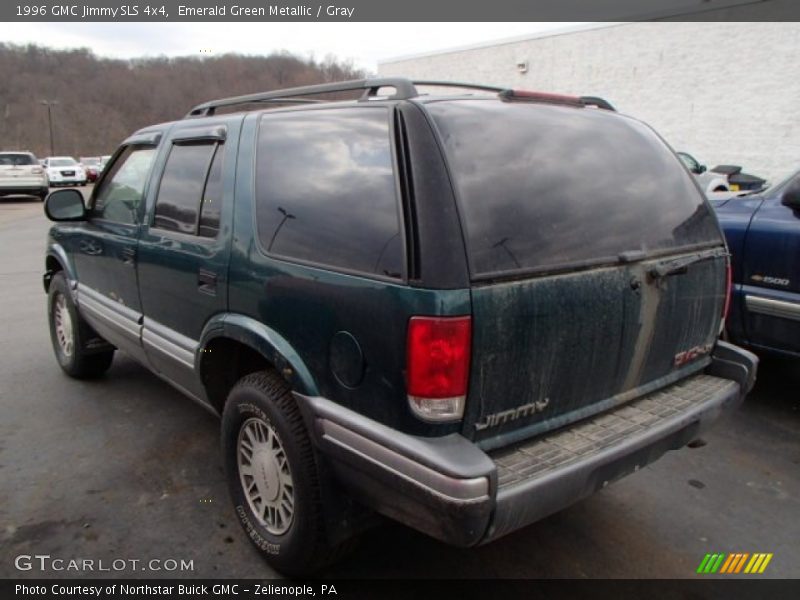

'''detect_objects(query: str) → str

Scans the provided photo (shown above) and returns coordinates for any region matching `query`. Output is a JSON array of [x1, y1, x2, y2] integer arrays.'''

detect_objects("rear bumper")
[[0, 183, 48, 196], [295, 341, 757, 547], [48, 173, 85, 184]]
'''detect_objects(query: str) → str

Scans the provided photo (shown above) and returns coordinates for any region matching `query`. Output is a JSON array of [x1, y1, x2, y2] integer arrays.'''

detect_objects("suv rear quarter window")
[[255, 107, 403, 279]]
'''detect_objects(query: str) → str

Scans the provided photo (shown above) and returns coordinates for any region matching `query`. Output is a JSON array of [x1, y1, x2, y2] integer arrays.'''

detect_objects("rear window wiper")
[[648, 248, 728, 280]]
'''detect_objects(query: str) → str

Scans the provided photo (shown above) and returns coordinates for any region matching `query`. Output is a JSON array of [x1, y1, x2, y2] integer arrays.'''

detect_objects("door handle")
[[198, 269, 217, 296]]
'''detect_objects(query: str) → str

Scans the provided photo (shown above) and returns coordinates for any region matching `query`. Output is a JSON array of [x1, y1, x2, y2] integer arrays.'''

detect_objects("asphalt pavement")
[[0, 193, 798, 579]]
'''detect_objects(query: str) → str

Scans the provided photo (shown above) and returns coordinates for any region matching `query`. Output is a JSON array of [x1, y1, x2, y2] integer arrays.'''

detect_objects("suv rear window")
[[427, 100, 721, 277], [0, 153, 35, 166], [255, 108, 403, 279]]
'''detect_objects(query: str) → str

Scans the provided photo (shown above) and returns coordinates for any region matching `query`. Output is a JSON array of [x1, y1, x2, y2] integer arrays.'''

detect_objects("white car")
[[0, 151, 49, 201], [43, 156, 87, 187], [678, 152, 730, 194]]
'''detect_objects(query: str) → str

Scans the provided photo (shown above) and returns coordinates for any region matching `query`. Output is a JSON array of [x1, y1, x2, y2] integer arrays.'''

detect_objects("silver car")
[[0, 151, 49, 201]]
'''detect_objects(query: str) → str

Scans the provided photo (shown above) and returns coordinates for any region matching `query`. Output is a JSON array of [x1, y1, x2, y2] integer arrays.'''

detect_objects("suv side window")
[[93, 146, 156, 224], [255, 108, 403, 279], [154, 141, 223, 237]]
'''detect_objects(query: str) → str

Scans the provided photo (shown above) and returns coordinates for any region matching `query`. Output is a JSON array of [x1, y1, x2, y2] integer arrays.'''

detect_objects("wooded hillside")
[[0, 43, 365, 158]]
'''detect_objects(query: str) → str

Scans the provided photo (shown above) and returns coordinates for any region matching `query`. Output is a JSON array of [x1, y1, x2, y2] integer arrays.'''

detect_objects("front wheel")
[[47, 272, 114, 378], [221, 370, 345, 575]]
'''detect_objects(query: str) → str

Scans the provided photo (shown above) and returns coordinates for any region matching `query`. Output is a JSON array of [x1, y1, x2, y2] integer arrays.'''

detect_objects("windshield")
[[0, 153, 35, 166], [427, 100, 722, 278], [50, 158, 77, 167], [678, 152, 700, 171], [81, 157, 100, 166]]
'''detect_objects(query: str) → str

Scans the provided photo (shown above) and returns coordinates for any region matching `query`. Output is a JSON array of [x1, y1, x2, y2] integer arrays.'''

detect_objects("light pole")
[[40, 100, 58, 156]]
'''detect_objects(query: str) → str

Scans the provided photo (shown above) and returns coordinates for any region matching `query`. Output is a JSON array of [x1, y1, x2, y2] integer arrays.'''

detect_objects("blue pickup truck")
[[712, 169, 800, 357]]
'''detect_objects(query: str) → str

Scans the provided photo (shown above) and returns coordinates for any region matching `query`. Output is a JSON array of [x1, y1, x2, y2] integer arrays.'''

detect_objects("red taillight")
[[406, 316, 471, 422], [723, 260, 733, 322]]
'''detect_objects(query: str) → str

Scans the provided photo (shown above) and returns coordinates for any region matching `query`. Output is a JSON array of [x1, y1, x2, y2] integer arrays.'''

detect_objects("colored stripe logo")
[[696, 553, 773, 574]]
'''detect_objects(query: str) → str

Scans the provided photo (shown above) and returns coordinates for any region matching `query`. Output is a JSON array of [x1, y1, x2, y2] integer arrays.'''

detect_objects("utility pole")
[[40, 100, 58, 156]]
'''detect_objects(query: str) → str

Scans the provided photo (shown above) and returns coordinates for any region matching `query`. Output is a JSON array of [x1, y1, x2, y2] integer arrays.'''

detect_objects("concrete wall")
[[379, 22, 800, 183]]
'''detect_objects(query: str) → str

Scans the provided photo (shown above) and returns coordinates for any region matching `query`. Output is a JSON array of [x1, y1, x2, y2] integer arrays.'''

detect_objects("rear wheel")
[[222, 370, 346, 575], [47, 272, 114, 378]]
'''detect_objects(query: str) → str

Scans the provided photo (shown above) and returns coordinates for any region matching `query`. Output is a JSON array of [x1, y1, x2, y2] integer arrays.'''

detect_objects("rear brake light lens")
[[500, 89, 583, 106], [722, 260, 733, 323], [406, 316, 471, 422]]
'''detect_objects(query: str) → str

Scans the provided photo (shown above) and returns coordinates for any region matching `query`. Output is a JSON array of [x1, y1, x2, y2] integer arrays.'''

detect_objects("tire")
[[47, 272, 114, 378], [222, 370, 343, 575]]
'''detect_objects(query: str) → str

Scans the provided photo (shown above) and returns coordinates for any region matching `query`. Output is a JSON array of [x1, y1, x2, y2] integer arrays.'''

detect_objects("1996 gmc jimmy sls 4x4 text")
[[42, 78, 757, 574]]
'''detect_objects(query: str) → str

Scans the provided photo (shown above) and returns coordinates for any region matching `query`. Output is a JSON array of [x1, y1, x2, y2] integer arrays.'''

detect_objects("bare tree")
[[0, 43, 365, 157]]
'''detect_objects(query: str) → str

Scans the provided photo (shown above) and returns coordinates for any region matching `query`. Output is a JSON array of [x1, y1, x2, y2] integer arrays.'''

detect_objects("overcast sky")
[[0, 22, 586, 72]]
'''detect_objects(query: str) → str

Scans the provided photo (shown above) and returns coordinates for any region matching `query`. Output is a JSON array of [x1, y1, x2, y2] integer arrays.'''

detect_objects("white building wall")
[[379, 22, 800, 183]]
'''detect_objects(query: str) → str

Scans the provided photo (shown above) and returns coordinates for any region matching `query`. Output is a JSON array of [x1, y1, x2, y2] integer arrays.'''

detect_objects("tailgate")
[[0, 165, 22, 178], [0, 154, 39, 178], [465, 250, 727, 446]]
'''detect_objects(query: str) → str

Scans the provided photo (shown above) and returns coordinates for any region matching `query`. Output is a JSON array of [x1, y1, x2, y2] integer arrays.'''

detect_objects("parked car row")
[[0, 151, 111, 200]]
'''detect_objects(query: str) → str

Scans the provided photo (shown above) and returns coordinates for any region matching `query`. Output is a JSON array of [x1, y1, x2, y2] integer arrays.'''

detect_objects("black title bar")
[[2, 0, 799, 22]]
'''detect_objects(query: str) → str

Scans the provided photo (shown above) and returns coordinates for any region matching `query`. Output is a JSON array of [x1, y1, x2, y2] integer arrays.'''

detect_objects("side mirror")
[[782, 179, 800, 209], [698, 164, 707, 174], [44, 189, 86, 222]]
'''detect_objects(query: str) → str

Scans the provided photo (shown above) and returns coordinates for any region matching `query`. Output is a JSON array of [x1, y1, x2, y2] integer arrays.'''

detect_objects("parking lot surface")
[[0, 194, 798, 579]]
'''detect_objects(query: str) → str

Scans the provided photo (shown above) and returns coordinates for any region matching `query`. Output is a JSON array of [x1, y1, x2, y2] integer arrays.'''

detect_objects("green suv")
[[42, 78, 757, 574]]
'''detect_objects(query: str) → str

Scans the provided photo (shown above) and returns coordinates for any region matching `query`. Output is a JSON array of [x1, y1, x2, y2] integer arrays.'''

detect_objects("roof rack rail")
[[412, 80, 506, 94], [184, 78, 615, 118], [579, 96, 616, 111], [499, 89, 616, 111], [184, 78, 419, 118]]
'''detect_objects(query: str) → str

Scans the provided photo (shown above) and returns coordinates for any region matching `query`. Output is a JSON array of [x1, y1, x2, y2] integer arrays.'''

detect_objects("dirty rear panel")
[[424, 99, 727, 448], [467, 254, 726, 448]]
